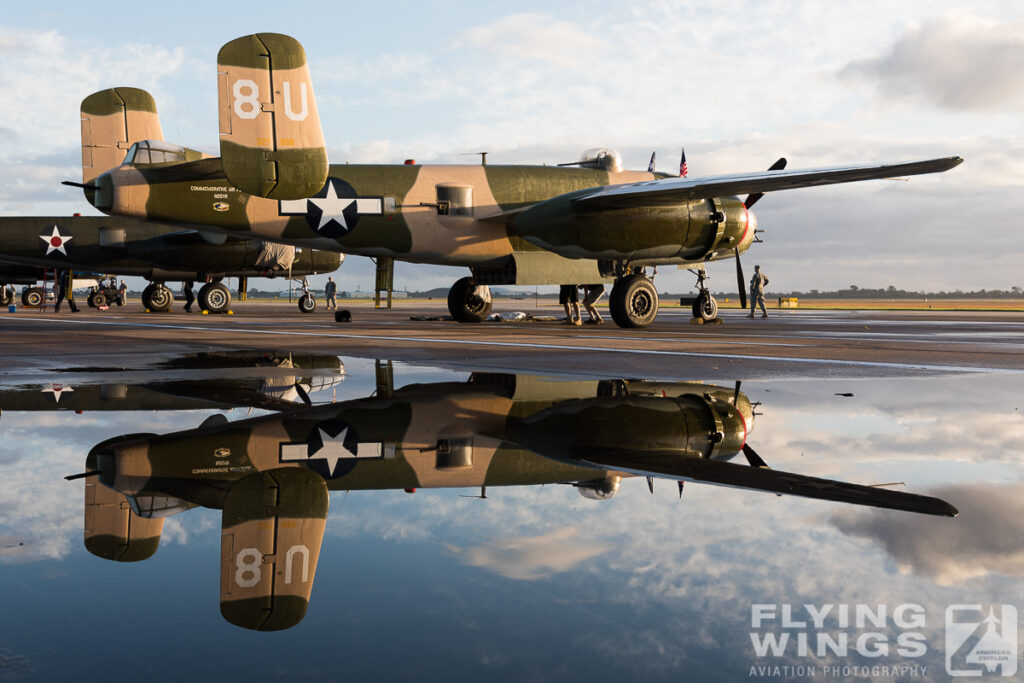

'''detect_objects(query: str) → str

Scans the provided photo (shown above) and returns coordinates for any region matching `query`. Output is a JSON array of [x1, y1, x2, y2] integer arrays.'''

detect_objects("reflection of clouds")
[[0, 410, 234, 563], [831, 482, 1024, 586], [446, 527, 613, 580]]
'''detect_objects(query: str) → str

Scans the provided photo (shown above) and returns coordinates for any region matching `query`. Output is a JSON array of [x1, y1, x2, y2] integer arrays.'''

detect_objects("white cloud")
[[447, 526, 613, 580], [841, 15, 1024, 111], [456, 13, 609, 68]]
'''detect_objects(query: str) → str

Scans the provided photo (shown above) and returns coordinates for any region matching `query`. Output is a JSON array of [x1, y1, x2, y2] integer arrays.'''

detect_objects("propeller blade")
[[735, 248, 747, 310], [743, 157, 787, 208], [646, 476, 655, 494], [293, 382, 312, 406], [742, 443, 769, 468], [677, 481, 685, 498], [733, 381, 741, 407]]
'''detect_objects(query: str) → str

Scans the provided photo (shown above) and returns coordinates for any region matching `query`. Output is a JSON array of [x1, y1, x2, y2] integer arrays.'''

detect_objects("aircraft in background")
[[68, 34, 961, 327], [0, 215, 340, 312], [72, 368, 956, 631]]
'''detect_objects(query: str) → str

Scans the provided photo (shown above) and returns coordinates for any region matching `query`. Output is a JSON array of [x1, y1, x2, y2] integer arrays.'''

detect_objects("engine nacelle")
[[576, 476, 620, 500]]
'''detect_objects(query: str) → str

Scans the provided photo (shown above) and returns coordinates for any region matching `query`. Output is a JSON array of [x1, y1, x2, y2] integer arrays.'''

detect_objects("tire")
[[447, 277, 492, 323], [298, 294, 317, 313], [89, 291, 107, 308], [609, 274, 659, 328], [199, 282, 230, 313], [23, 287, 43, 307], [141, 284, 156, 310], [147, 285, 173, 312], [694, 292, 718, 321]]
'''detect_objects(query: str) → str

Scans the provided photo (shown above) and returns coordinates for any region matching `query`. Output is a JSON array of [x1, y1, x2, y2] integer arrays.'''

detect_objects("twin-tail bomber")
[[72, 33, 963, 327]]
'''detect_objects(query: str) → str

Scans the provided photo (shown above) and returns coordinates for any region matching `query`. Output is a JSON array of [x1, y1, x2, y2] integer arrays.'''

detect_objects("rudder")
[[80, 87, 163, 184]]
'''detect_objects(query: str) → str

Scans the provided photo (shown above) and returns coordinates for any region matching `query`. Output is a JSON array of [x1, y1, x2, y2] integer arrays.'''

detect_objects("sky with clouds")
[[0, 1, 1021, 294]]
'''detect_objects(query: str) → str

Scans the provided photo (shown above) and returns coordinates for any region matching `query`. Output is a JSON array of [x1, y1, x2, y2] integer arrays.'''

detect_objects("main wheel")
[[88, 291, 107, 308], [694, 292, 718, 321], [609, 274, 659, 328], [447, 277, 492, 323], [141, 284, 156, 310], [199, 282, 230, 313], [298, 294, 317, 313], [147, 285, 173, 312], [23, 287, 43, 307]]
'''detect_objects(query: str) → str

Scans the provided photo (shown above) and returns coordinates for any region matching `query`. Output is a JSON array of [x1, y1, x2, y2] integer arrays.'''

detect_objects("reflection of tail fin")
[[220, 468, 328, 631], [217, 33, 327, 200], [80, 87, 163, 184], [83, 462, 164, 562]]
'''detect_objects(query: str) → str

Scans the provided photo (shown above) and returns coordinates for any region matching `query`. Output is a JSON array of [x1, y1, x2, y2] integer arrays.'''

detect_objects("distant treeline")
[[709, 286, 1024, 299]]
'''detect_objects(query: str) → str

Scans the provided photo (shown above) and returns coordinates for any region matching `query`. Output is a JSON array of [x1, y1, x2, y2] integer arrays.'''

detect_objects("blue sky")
[[1, 1, 1022, 293]]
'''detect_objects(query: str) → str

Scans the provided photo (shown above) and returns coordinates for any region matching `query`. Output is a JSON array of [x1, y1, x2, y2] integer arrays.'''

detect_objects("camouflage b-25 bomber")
[[76, 369, 956, 631], [68, 33, 962, 327]]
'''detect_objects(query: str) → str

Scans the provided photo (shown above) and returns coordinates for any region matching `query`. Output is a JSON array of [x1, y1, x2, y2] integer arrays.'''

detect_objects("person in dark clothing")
[[559, 284, 581, 325], [54, 270, 79, 313], [325, 277, 337, 310], [182, 280, 195, 312]]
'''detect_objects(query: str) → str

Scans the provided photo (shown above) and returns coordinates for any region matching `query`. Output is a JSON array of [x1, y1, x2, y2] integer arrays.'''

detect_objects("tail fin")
[[80, 87, 163, 184], [217, 33, 327, 200]]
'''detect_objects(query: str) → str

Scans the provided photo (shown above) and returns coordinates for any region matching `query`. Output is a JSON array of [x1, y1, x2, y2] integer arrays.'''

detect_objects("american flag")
[[679, 148, 688, 177], [647, 152, 656, 173]]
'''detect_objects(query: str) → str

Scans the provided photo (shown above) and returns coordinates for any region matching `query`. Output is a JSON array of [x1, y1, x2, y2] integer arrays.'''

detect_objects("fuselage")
[[91, 161, 755, 286]]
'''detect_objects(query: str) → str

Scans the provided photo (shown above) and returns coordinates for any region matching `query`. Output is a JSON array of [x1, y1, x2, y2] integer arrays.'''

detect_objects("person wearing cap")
[[748, 265, 769, 318]]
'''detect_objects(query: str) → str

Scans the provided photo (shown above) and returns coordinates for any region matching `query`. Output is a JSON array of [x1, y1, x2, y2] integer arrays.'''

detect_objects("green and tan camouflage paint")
[[217, 33, 327, 200]]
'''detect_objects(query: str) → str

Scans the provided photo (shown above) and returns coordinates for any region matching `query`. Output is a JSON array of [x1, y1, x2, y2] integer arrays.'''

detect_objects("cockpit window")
[[122, 140, 190, 166]]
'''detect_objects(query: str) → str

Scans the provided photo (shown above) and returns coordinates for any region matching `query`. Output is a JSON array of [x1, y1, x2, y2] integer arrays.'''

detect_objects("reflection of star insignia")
[[40, 226, 72, 255], [41, 383, 74, 403], [307, 426, 357, 476], [278, 178, 383, 238], [279, 418, 378, 478]]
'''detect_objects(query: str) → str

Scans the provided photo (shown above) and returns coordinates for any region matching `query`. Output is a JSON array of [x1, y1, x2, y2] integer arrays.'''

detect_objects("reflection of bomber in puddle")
[[0, 350, 345, 415], [81, 372, 957, 632]]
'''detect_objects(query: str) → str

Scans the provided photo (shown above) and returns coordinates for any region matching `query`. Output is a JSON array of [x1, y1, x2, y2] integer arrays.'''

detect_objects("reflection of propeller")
[[293, 382, 312, 406], [742, 443, 769, 468], [736, 158, 787, 310]]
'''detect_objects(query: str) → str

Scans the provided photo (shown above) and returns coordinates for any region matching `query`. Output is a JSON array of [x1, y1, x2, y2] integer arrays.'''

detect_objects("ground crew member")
[[118, 280, 127, 303], [559, 284, 581, 325], [54, 269, 79, 313], [748, 265, 769, 318], [182, 281, 195, 312], [325, 276, 337, 310], [581, 284, 605, 324]]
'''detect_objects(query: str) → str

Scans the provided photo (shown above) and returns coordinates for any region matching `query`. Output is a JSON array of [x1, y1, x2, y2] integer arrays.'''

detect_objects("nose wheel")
[[691, 269, 719, 322]]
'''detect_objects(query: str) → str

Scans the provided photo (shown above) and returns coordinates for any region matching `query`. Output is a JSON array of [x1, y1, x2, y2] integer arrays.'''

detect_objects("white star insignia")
[[308, 426, 358, 475], [40, 226, 72, 255], [41, 383, 74, 403], [308, 182, 355, 230]]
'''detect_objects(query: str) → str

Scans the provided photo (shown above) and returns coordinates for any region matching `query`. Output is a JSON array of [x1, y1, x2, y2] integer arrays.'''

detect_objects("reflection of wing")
[[579, 451, 958, 517], [575, 157, 963, 207]]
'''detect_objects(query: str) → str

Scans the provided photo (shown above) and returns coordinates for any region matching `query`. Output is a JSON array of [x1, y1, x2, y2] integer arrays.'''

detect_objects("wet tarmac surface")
[[0, 304, 1021, 681]]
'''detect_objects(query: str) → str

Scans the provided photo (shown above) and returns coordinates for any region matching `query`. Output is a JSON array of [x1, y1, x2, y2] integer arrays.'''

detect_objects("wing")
[[578, 451, 958, 516], [575, 157, 963, 207]]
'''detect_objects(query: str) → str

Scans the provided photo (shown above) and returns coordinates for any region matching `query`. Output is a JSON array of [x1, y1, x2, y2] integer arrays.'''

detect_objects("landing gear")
[[298, 294, 317, 313], [447, 276, 492, 323], [690, 269, 719, 322], [22, 287, 43, 307], [609, 273, 659, 328], [198, 282, 231, 313], [142, 283, 173, 312]]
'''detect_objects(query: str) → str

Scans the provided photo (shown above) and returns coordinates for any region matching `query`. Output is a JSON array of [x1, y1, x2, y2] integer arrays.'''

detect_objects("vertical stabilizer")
[[80, 87, 163, 184]]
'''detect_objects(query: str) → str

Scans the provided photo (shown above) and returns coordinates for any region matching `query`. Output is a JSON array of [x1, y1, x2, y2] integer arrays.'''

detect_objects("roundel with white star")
[[278, 178, 383, 239]]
